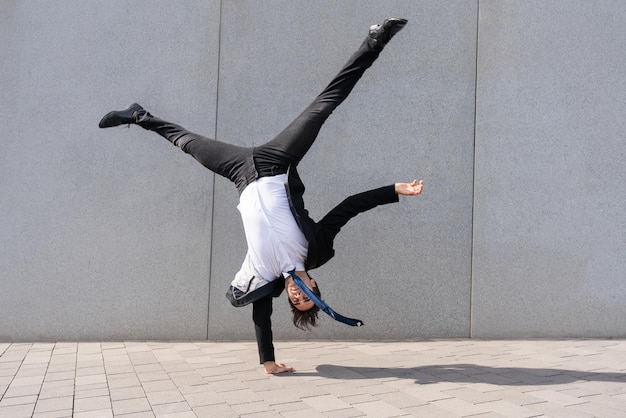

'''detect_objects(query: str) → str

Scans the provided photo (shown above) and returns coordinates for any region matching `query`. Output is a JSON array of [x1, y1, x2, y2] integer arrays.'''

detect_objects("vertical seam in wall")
[[469, 0, 480, 339], [207, 0, 224, 340]]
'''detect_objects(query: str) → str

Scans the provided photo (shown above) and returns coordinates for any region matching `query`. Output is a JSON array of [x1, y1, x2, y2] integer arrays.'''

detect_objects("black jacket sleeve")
[[252, 296, 275, 364], [318, 184, 399, 238], [303, 184, 399, 270]]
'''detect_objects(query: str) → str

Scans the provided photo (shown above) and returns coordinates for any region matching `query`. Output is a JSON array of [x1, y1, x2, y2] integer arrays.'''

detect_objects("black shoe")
[[98, 103, 144, 128], [368, 17, 408, 47]]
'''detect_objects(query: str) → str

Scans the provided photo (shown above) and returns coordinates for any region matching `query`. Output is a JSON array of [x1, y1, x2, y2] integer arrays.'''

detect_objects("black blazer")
[[252, 165, 399, 363], [285, 165, 399, 269]]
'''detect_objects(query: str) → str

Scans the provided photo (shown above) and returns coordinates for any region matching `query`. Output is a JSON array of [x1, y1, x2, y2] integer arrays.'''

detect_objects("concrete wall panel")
[[472, 0, 626, 337], [0, 0, 221, 340], [207, 1, 477, 341]]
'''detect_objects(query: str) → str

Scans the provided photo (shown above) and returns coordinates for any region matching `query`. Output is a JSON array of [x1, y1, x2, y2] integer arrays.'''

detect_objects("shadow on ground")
[[277, 364, 626, 386]]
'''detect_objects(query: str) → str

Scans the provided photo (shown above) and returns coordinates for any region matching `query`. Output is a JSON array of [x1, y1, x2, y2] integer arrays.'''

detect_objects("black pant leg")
[[137, 114, 256, 190], [253, 37, 382, 171]]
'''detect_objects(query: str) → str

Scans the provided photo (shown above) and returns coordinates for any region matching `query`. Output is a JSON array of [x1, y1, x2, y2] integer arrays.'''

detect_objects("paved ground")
[[1, 339, 625, 417]]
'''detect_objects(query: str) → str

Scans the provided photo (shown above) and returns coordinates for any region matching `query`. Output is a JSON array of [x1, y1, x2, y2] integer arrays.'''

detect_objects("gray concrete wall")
[[0, 0, 221, 340], [471, 0, 626, 337], [1, 0, 624, 342], [207, 0, 477, 341]]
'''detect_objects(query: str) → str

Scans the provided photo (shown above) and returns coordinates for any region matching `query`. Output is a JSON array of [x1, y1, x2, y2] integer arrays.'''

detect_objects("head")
[[285, 272, 321, 330]]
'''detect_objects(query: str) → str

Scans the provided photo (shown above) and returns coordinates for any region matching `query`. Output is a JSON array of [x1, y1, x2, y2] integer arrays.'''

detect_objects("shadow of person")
[[308, 363, 626, 386]]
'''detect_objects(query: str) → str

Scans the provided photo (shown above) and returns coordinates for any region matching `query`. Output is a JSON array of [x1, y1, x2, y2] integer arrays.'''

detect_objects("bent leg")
[[254, 36, 381, 170], [136, 112, 255, 189]]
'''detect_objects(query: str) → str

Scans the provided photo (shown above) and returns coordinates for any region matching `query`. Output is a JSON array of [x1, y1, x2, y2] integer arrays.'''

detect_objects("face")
[[285, 274, 316, 311]]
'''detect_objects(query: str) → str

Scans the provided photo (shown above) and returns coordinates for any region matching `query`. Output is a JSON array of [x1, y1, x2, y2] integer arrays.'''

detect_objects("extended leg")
[[137, 112, 258, 191], [253, 18, 407, 171], [99, 105, 256, 190]]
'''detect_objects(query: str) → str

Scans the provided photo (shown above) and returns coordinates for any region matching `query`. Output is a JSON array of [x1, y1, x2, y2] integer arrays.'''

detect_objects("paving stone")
[[14, 365, 49, 377], [193, 402, 239, 418], [567, 401, 626, 418], [155, 412, 196, 418], [151, 401, 192, 415], [112, 397, 152, 415], [337, 393, 376, 405], [112, 412, 154, 418], [3, 383, 43, 397], [44, 369, 75, 383], [74, 395, 112, 412], [183, 390, 223, 407], [141, 379, 177, 393], [129, 352, 159, 366], [0, 394, 38, 406], [0, 403, 37, 418], [76, 366, 106, 377], [107, 373, 142, 389], [478, 399, 543, 418], [352, 400, 410, 417], [145, 389, 185, 405], [161, 362, 194, 373], [73, 409, 115, 418], [229, 400, 274, 416], [73, 382, 108, 393], [32, 410, 73, 418], [76, 354, 103, 365], [10, 374, 45, 387], [442, 386, 502, 404], [577, 393, 626, 410], [431, 397, 492, 416], [22, 355, 52, 366], [523, 400, 588, 417], [34, 396, 74, 413], [324, 408, 368, 418], [280, 408, 326, 418], [376, 391, 429, 408], [0, 376, 14, 388], [525, 388, 589, 406], [75, 374, 107, 386], [400, 385, 454, 402], [207, 376, 248, 393], [109, 385, 146, 401], [74, 386, 110, 399], [402, 402, 463, 418], [301, 394, 352, 412], [168, 371, 206, 386], [46, 363, 77, 373], [0, 361, 21, 373], [486, 388, 547, 406], [558, 386, 603, 398], [216, 387, 265, 405]]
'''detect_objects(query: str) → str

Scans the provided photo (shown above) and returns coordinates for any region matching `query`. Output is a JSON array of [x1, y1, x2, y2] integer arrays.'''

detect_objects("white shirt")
[[235, 174, 308, 284]]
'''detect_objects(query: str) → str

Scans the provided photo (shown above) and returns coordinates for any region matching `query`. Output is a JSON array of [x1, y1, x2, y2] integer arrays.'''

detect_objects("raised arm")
[[319, 179, 424, 235]]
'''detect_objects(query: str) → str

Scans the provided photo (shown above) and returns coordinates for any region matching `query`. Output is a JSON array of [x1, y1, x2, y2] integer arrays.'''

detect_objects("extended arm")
[[252, 296, 295, 374], [319, 180, 423, 236]]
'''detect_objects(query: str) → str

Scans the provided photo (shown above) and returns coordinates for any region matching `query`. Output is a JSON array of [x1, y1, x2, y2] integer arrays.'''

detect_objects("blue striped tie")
[[290, 270, 364, 327]]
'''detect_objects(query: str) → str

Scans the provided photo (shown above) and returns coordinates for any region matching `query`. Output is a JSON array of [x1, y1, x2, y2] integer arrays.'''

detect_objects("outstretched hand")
[[395, 179, 424, 196], [264, 361, 295, 374]]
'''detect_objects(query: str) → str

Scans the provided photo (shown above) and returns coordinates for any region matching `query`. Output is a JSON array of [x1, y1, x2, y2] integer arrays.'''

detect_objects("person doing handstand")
[[99, 17, 423, 374]]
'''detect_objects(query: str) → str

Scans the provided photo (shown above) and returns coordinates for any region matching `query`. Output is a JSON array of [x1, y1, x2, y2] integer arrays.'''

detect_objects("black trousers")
[[135, 36, 382, 194]]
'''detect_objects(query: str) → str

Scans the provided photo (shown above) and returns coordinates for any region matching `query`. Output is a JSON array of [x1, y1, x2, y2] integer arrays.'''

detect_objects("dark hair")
[[287, 284, 322, 330]]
